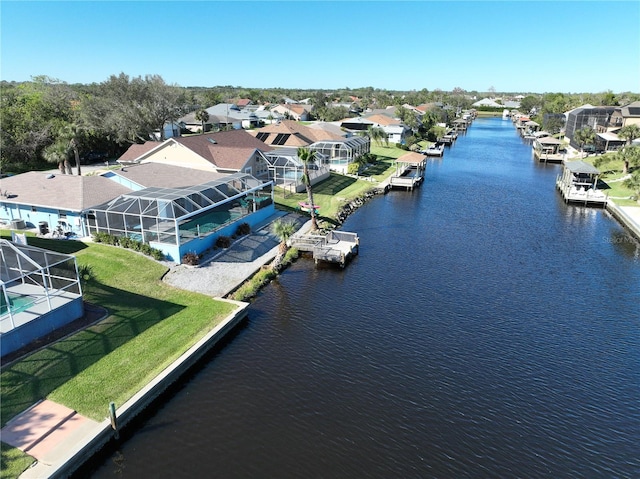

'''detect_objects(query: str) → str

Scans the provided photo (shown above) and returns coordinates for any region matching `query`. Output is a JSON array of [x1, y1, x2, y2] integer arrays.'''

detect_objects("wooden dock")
[[389, 152, 426, 191], [289, 230, 359, 267]]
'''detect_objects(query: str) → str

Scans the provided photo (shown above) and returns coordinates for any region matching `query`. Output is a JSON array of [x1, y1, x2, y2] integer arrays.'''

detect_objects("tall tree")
[[297, 147, 319, 231], [195, 109, 210, 134], [616, 145, 640, 175], [271, 219, 297, 272], [574, 127, 596, 158], [58, 123, 84, 175], [80, 73, 185, 145], [42, 140, 72, 174], [618, 124, 640, 146], [622, 170, 640, 199]]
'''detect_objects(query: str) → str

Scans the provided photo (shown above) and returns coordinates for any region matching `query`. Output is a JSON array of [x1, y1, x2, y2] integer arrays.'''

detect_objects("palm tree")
[[618, 124, 640, 147], [622, 170, 640, 201], [195, 109, 210, 134], [43, 140, 71, 174], [271, 219, 297, 272], [61, 123, 83, 175], [297, 147, 319, 231], [617, 145, 640, 175], [574, 126, 596, 158], [367, 126, 385, 146]]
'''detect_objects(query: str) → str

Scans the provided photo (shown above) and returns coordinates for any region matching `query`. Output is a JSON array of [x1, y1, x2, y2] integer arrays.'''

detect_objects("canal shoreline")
[[605, 200, 640, 242]]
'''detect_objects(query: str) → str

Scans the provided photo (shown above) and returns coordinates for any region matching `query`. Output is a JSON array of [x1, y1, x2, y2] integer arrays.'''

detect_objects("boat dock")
[[556, 160, 608, 206], [421, 143, 444, 157], [289, 230, 359, 267], [389, 152, 426, 190]]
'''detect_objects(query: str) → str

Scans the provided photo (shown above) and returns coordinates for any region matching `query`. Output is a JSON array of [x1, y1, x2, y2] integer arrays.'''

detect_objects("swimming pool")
[[0, 293, 34, 317]]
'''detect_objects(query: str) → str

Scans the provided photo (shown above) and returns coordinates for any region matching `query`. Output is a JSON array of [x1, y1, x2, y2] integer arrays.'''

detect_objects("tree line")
[[1, 74, 638, 174]]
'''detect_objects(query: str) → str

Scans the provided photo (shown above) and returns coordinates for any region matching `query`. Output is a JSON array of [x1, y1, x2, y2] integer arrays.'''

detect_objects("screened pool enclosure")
[[1, 239, 84, 357], [86, 173, 275, 262]]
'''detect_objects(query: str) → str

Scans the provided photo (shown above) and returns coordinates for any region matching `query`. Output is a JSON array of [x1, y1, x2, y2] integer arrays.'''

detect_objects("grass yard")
[[275, 172, 375, 220], [0, 234, 236, 425], [583, 154, 640, 206], [274, 144, 408, 221]]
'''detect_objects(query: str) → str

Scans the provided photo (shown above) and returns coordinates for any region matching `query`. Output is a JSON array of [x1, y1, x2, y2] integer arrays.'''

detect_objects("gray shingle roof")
[[0, 172, 132, 211]]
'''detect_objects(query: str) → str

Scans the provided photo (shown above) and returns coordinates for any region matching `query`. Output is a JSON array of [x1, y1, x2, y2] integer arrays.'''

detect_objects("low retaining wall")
[[606, 201, 640, 242]]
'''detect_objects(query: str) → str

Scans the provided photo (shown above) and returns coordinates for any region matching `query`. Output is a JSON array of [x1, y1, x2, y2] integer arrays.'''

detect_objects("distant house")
[[270, 104, 312, 121], [118, 129, 274, 179], [340, 114, 412, 145], [248, 120, 344, 148], [178, 103, 260, 132], [472, 98, 503, 108], [619, 100, 640, 129]]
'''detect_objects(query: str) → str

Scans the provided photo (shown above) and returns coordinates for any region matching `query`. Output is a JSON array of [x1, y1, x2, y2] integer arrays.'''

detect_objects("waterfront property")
[[556, 160, 608, 206], [389, 152, 427, 190], [0, 239, 83, 358]]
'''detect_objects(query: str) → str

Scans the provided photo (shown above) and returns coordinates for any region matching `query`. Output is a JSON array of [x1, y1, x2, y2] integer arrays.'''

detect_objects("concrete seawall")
[[20, 299, 249, 479], [606, 201, 640, 242]]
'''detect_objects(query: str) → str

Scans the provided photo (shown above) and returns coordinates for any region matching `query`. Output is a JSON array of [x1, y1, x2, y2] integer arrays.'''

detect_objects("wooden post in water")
[[109, 402, 119, 439]]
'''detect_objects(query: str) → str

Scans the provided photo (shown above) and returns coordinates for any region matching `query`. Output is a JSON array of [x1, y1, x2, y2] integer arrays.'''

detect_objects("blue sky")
[[1, 1, 638, 93]]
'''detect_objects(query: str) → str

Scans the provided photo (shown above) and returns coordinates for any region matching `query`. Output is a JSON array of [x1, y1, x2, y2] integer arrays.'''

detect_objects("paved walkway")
[[162, 211, 309, 297]]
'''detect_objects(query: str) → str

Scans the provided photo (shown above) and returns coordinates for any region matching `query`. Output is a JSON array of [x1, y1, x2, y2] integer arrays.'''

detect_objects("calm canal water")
[[87, 117, 640, 478]]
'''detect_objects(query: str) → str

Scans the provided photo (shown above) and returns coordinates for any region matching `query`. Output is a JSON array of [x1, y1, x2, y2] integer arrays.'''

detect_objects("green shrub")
[[216, 235, 231, 248], [151, 248, 165, 261], [347, 163, 360, 175], [236, 222, 251, 236], [182, 252, 199, 266]]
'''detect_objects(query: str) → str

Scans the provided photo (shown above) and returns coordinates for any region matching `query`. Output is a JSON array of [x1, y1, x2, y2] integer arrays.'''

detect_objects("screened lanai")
[[308, 137, 370, 171], [1, 239, 82, 333], [263, 148, 330, 187], [86, 173, 273, 248]]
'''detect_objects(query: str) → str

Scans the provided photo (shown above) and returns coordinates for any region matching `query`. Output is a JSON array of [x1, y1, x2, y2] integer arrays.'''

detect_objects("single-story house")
[[0, 172, 132, 237], [270, 104, 312, 121]]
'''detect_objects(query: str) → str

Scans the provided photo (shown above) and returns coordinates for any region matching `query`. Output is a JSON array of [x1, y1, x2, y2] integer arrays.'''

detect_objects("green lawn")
[[583, 154, 640, 206], [1, 234, 237, 477]]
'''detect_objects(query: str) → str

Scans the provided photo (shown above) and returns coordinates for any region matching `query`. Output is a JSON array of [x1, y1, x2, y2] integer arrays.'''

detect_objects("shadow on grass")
[[360, 160, 394, 177], [313, 174, 358, 195], [0, 282, 184, 427], [0, 232, 89, 255]]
